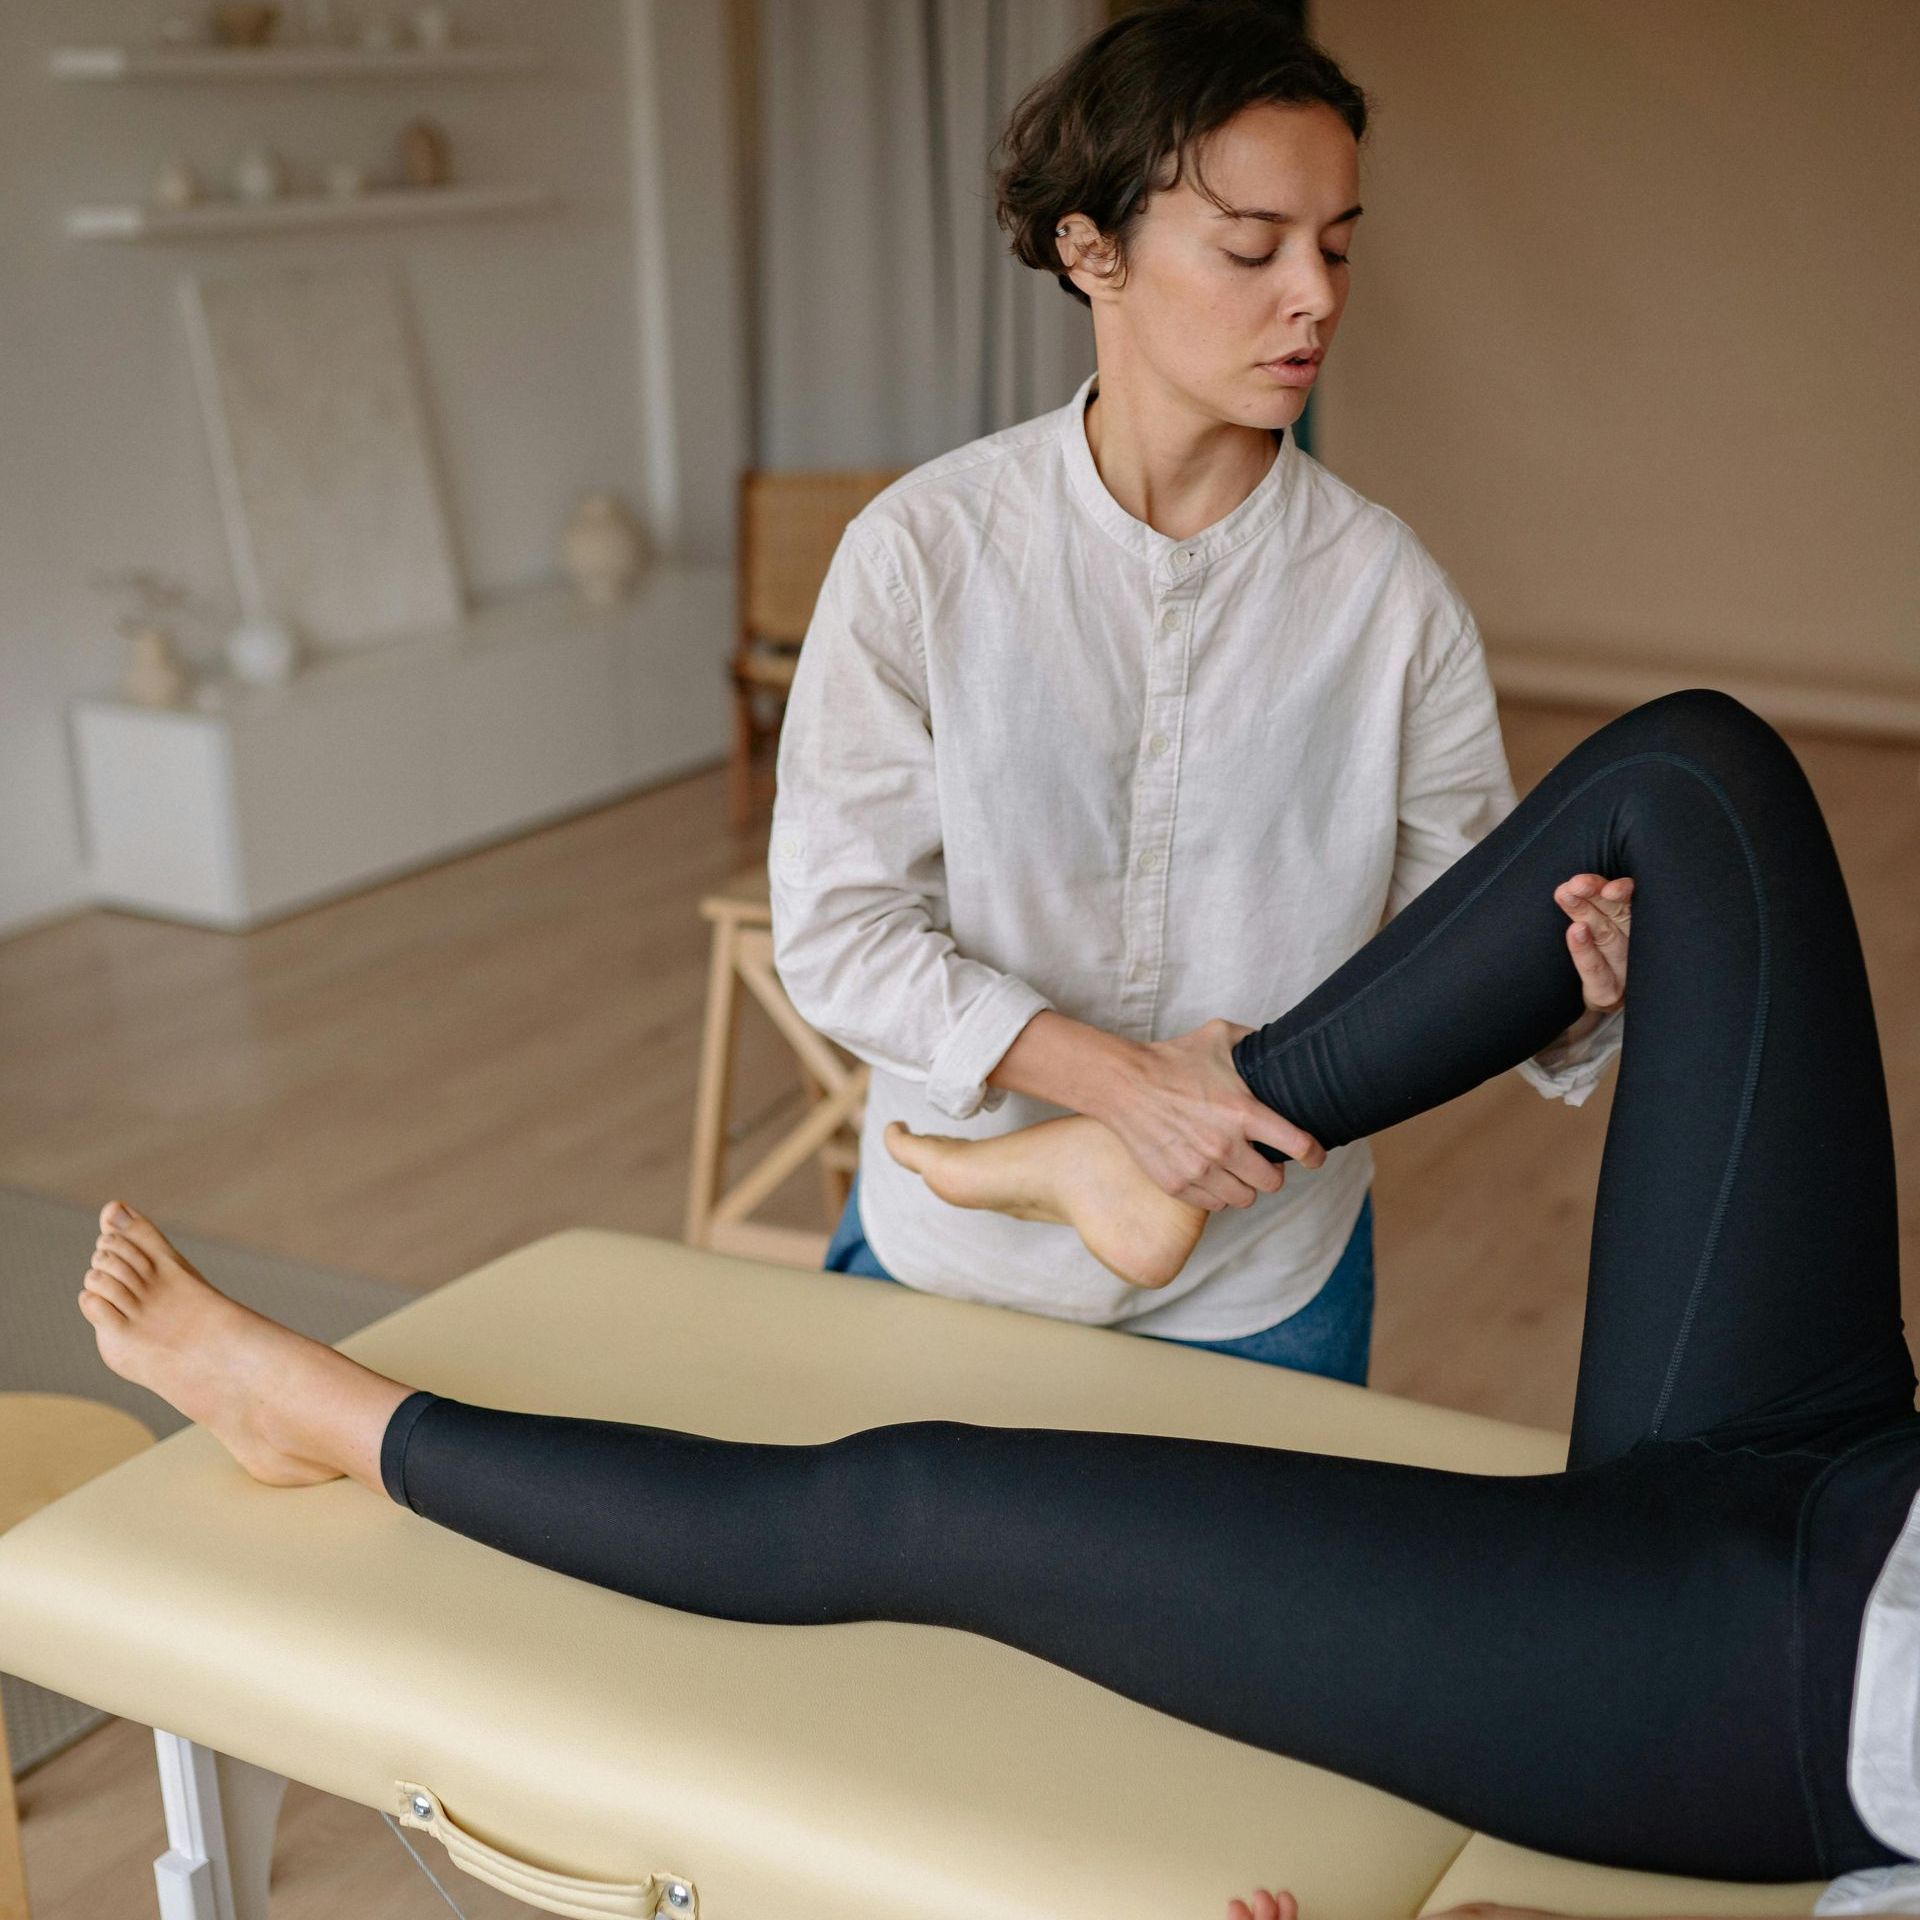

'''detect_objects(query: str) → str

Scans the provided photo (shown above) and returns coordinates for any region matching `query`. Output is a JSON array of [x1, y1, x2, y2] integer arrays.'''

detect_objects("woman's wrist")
[[986, 1009, 1145, 1124], [1544, 1005, 1606, 1059]]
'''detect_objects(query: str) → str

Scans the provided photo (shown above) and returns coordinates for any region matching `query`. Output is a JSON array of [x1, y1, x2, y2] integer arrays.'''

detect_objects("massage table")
[[0, 1230, 1831, 1919]]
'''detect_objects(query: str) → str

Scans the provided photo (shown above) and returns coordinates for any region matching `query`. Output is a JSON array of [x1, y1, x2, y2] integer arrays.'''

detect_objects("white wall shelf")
[[64, 183, 554, 243], [48, 44, 541, 82], [69, 567, 734, 931]]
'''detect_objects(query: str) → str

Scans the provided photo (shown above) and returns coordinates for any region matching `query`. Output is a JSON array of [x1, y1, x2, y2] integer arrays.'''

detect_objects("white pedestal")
[[72, 566, 733, 930]]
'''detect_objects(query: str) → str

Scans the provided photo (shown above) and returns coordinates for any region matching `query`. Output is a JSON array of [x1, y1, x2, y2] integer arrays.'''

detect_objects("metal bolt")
[[408, 1792, 432, 1820], [664, 1883, 692, 1912]]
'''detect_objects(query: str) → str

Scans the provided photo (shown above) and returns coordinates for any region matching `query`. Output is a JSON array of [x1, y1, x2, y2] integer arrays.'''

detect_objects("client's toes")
[[95, 1227, 155, 1286], [102, 1200, 195, 1278], [884, 1121, 942, 1176]]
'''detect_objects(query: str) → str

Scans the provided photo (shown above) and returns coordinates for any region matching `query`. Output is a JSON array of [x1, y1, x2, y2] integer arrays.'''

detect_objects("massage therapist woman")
[[770, 0, 1632, 1378]]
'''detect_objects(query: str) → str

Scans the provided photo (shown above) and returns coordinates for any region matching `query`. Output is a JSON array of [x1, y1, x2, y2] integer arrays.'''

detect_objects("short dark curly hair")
[[993, 0, 1372, 308]]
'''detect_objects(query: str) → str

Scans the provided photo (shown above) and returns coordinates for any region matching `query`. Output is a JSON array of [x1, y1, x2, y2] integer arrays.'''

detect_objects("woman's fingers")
[[1190, 1163, 1261, 1211], [1567, 923, 1625, 1011], [1244, 1106, 1325, 1170], [1555, 874, 1633, 940], [1222, 1889, 1294, 1920], [1556, 872, 1631, 1011]]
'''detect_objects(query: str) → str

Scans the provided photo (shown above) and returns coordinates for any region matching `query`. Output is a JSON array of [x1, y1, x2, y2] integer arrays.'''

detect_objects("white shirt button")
[[1138, 850, 1162, 874], [1160, 609, 1180, 635], [1148, 733, 1170, 756], [1172, 548, 1194, 571], [778, 833, 802, 859]]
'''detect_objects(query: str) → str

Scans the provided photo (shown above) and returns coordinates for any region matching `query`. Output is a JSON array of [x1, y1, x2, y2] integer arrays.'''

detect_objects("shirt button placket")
[[1125, 549, 1195, 1032]]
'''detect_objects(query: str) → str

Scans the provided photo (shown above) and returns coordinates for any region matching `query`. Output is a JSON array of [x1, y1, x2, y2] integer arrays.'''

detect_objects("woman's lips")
[[1258, 355, 1320, 387]]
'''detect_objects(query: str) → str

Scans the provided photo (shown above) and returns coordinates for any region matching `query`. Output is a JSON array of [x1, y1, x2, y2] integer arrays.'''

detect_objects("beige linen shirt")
[[769, 368, 1623, 1339]]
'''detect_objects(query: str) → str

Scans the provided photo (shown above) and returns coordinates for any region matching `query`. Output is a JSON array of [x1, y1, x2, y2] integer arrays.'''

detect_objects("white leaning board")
[[71, 568, 732, 930], [180, 265, 465, 648]]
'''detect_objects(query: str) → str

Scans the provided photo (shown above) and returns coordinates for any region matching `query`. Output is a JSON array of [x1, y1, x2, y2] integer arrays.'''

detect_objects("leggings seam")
[[1645, 763, 1771, 1438], [1673, 1435, 1835, 1464], [1786, 1436, 1901, 1874], [1248, 747, 1771, 1450]]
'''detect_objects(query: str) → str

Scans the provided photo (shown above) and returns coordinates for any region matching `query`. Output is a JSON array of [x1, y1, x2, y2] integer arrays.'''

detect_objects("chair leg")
[[0, 1695, 29, 1920], [728, 676, 757, 834], [684, 917, 742, 1247]]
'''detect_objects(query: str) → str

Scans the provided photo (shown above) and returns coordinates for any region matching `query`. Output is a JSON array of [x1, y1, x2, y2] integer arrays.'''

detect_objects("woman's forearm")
[[987, 1009, 1143, 1124]]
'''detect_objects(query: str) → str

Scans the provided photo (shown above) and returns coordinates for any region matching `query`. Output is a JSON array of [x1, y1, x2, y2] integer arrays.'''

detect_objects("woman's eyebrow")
[[1214, 204, 1365, 225]]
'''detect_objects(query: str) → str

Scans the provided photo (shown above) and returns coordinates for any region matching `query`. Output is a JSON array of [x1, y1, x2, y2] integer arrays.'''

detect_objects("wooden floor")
[[3, 698, 1916, 1918]]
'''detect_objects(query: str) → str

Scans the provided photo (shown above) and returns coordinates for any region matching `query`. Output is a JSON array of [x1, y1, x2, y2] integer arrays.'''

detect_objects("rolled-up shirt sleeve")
[[1388, 603, 1625, 1109], [768, 520, 1051, 1122]]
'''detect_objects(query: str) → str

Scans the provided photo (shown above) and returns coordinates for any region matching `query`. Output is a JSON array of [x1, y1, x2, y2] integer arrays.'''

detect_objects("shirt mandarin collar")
[[1059, 368, 1295, 570]]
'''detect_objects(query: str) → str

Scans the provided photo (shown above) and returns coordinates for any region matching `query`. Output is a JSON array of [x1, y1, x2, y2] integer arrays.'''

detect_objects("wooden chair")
[[1, 1392, 156, 1920], [729, 466, 909, 833], [684, 867, 869, 1267]]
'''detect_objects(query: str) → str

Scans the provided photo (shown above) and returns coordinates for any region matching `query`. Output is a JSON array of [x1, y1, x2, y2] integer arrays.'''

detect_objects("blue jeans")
[[823, 1172, 1374, 1386]]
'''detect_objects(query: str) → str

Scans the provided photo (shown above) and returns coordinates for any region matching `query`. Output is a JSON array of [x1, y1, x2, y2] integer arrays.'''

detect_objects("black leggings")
[[380, 691, 1919, 1882]]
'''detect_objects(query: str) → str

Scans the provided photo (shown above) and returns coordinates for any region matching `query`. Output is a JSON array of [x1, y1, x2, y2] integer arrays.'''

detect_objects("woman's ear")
[[1055, 213, 1119, 290]]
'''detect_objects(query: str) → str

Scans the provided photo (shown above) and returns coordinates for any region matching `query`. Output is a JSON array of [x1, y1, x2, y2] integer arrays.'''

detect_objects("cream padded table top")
[[0, 1230, 1827, 1918]]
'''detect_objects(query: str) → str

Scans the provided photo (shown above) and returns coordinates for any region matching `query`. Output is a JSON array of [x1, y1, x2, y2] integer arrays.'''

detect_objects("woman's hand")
[[1095, 1018, 1325, 1213], [1225, 1889, 1297, 1920], [1554, 872, 1633, 1014]]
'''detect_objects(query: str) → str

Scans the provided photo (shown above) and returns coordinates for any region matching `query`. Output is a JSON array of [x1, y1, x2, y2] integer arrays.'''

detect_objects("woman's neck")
[[1082, 363, 1279, 542]]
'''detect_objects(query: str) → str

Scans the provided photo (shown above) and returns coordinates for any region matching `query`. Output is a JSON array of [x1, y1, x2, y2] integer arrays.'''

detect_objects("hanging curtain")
[[751, 0, 1105, 469]]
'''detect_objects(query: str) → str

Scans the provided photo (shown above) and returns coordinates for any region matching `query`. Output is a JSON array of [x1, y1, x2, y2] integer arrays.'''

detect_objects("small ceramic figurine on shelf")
[[153, 156, 203, 211], [224, 618, 302, 687], [231, 144, 288, 204], [561, 491, 650, 608], [396, 116, 452, 187], [120, 627, 190, 708], [210, 4, 281, 46], [411, 4, 454, 51], [89, 568, 220, 710]]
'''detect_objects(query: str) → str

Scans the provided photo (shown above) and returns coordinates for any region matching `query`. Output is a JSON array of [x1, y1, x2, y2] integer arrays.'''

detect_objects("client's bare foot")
[[884, 1114, 1208, 1289], [78, 1201, 412, 1492]]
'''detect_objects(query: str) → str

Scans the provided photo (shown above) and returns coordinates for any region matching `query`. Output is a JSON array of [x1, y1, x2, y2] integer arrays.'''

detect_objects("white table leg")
[[152, 1731, 287, 1920]]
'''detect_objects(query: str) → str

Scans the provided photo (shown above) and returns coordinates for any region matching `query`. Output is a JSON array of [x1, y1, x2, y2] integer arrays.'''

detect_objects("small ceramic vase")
[[211, 4, 280, 47], [396, 117, 452, 187], [231, 145, 287, 204], [561, 492, 648, 607], [120, 627, 189, 708], [224, 619, 301, 687], [153, 156, 202, 211]]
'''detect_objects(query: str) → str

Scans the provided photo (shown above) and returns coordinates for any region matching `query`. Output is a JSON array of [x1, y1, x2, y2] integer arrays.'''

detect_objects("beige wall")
[[1311, 0, 1919, 730]]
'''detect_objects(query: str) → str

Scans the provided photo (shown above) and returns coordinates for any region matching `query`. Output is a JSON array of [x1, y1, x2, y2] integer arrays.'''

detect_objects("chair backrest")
[[739, 468, 910, 646]]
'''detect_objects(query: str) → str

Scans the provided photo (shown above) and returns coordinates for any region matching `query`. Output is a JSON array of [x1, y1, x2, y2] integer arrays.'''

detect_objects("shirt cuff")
[[1514, 1007, 1625, 1109], [924, 975, 1053, 1121]]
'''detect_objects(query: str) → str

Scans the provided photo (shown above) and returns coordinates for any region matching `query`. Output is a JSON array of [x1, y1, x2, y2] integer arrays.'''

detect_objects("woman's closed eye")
[[1226, 250, 1349, 269]]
